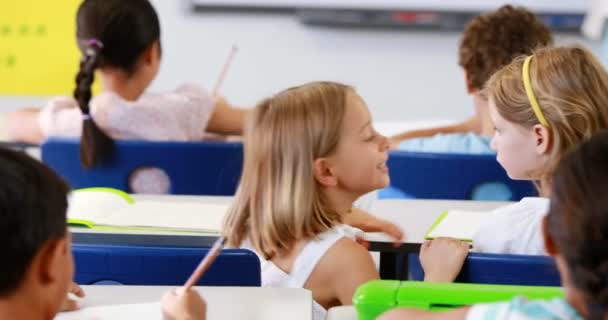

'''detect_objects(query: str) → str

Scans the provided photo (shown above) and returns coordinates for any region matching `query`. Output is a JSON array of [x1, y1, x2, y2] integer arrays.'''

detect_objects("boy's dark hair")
[[459, 5, 553, 91], [74, 0, 161, 168], [0, 149, 70, 296], [547, 130, 608, 320]]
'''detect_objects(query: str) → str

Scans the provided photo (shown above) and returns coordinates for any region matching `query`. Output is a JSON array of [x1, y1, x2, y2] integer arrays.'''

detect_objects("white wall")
[[0, 0, 601, 123]]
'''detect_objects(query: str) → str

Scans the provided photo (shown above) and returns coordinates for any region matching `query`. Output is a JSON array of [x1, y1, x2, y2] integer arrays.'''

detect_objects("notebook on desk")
[[424, 210, 489, 242], [67, 187, 227, 233]]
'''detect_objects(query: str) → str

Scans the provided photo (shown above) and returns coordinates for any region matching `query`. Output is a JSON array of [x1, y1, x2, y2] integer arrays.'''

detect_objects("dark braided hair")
[[547, 129, 608, 320], [75, 40, 112, 168], [74, 0, 161, 168]]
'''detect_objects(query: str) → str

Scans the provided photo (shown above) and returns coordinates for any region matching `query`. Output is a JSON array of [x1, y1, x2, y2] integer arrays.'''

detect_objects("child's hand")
[[161, 288, 206, 320], [60, 282, 85, 311], [213, 96, 229, 108], [420, 238, 469, 283], [344, 208, 404, 246]]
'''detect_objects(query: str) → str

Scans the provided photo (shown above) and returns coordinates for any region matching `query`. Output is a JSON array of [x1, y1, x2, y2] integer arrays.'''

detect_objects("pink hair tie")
[[88, 38, 104, 49]]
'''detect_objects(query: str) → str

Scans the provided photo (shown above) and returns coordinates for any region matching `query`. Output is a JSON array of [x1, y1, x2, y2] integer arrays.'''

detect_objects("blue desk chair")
[[381, 151, 536, 201], [41, 138, 243, 195], [72, 244, 261, 286], [408, 252, 560, 286]]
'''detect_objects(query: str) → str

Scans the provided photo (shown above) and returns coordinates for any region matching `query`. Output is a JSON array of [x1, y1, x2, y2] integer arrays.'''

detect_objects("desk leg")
[[401, 252, 409, 280], [379, 252, 397, 279]]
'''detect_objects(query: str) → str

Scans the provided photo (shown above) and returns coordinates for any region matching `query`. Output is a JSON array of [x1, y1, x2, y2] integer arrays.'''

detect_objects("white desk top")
[[55, 285, 312, 320], [366, 199, 510, 245], [70, 195, 232, 237], [0, 118, 451, 145], [327, 306, 358, 320], [70, 195, 510, 248]]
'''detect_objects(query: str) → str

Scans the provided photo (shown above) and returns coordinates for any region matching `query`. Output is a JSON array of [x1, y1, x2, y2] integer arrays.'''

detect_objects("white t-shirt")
[[473, 197, 550, 255], [39, 84, 216, 194]]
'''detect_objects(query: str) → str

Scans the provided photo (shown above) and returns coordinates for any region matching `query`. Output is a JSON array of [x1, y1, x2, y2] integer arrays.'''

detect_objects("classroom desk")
[[366, 199, 510, 279], [327, 306, 357, 320], [54, 285, 312, 320], [70, 195, 511, 280], [70, 195, 228, 247], [0, 119, 452, 160]]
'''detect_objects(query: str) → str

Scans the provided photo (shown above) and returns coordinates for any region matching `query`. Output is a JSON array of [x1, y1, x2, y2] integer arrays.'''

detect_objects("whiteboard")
[[190, 0, 589, 14]]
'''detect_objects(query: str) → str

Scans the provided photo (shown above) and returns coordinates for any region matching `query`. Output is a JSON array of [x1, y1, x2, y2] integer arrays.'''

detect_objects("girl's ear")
[[142, 40, 160, 66], [533, 124, 552, 155], [313, 158, 338, 187]]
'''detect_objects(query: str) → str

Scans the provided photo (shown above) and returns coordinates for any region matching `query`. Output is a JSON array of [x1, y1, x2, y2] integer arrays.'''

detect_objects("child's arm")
[[6, 108, 45, 144], [326, 238, 380, 305], [378, 306, 470, 320], [420, 238, 469, 282], [389, 116, 479, 148], [206, 97, 251, 136], [343, 208, 404, 243]]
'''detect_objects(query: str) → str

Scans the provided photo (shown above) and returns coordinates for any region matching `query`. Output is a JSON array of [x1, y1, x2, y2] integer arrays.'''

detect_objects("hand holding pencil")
[[161, 288, 206, 320], [161, 237, 225, 320]]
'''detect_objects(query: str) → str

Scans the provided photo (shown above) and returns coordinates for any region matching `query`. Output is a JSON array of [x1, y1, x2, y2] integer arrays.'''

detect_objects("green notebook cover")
[[67, 187, 134, 229]]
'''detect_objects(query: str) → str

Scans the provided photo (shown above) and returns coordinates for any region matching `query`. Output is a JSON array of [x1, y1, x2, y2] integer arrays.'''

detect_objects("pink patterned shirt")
[[38, 83, 216, 193]]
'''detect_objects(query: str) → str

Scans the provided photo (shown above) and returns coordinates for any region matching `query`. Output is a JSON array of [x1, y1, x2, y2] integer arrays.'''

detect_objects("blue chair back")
[[41, 138, 243, 195], [408, 252, 560, 286], [73, 244, 261, 286], [385, 151, 536, 201]]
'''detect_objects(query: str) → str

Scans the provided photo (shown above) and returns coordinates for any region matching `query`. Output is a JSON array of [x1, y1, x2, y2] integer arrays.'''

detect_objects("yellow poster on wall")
[[0, 0, 98, 96]]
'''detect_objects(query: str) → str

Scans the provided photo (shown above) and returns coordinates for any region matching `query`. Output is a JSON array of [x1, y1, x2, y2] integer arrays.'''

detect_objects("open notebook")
[[424, 210, 490, 242], [67, 188, 228, 233]]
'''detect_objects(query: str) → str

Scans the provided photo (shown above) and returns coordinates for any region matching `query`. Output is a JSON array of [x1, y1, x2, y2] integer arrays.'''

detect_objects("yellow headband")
[[522, 55, 550, 127]]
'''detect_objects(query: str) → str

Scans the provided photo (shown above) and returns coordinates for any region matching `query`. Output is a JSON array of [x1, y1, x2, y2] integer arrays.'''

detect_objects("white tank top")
[[242, 225, 363, 320]]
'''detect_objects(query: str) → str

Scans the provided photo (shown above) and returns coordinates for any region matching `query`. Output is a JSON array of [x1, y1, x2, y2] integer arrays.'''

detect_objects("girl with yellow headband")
[[411, 46, 608, 284], [472, 46, 608, 255], [380, 129, 608, 320]]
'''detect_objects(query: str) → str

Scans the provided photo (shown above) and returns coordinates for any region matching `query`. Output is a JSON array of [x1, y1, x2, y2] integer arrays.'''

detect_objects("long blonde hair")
[[485, 46, 608, 194], [222, 81, 354, 259]]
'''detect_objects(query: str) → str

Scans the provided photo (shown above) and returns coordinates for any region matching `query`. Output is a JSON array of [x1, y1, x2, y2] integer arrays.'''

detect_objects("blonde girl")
[[222, 81, 392, 320], [418, 46, 608, 287], [380, 129, 608, 320], [472, 46, 608, 255]]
